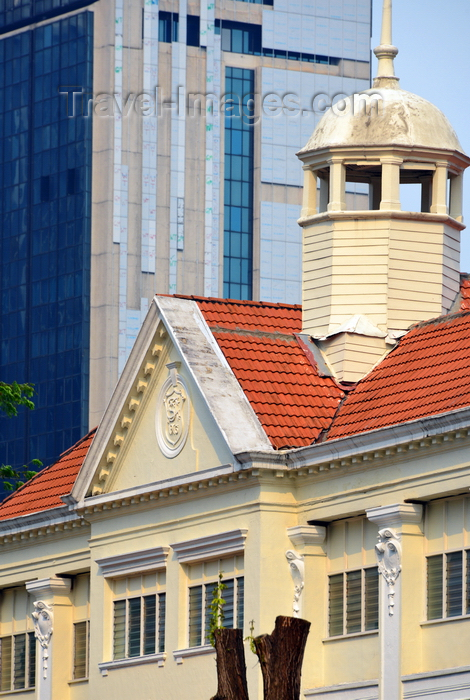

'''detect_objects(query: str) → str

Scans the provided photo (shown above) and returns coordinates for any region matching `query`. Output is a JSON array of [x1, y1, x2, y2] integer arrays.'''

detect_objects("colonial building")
[[0, 2, 469, 699]]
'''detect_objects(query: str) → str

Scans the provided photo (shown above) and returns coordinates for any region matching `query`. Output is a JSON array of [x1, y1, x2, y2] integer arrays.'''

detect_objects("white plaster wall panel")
[[263, 8, 369, 60], [169, 2, 187, 293], [203, 0, 221, 297], [113, 0, 124, 244], [259, 201, 302, 304], [261, 68, 369, 186], [141, 0, 159, 274]]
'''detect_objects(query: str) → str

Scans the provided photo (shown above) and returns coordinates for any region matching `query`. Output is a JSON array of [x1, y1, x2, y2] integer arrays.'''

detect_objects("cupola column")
[[328, 158, 346, 212], [450, 173, 464, 222], [380, 156, 402, 210], [431, 161, 448, 215], [301, 167, 318, 218]]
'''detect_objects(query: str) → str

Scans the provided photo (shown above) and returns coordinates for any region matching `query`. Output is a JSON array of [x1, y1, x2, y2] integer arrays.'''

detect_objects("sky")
[[371, 0, 470, 271]]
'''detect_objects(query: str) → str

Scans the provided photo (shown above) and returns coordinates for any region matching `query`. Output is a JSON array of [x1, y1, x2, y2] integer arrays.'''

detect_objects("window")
[[111, 570, 166, 660], [0, 633, 36, 691], [328, 567, 379, 637], [215, 20, 261, 55], [262, 47, 340, 65], [113, 593, 166, 659], [223, 67, 255, 300], [427, 550, 470, 620], [189, 577, 244, 647], [158, 11, 178, 43], [73, 620, 89, 679], [186, 15, 200, 47]]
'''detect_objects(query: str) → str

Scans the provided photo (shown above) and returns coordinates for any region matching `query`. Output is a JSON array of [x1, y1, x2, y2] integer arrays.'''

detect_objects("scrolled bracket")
[[32, 601, 53, 679], [375, 527, 402, 616], [285, 550, 305, 618]]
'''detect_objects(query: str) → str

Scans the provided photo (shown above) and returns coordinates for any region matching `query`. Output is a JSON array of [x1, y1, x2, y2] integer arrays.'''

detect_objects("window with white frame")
[[187, 557, 244, 647], [0, 632, 36, 691], [0, 587, 36, 691], [427, 550, 470, 620], [112, 572, 166, 659], [327, 516, 380, 638], [425, 496, 470, 621], [72, 573, 90, 680], [328, 567, 379, 637]]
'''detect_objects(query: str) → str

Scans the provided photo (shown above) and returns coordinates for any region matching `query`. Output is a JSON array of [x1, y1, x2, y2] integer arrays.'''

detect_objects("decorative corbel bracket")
[[285, 550, 305, 618], [375, 527, 402, 616], [32, 601, 53, 679]]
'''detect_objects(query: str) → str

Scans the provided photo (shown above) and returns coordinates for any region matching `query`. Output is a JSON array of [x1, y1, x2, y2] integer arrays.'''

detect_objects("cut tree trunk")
[[210, 628, 250, 700], [253, 616, 311, 700]]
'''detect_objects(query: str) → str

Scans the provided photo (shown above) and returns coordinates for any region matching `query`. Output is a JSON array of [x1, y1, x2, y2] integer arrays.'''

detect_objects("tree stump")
[[210, 628, 249, 700], [253, 616, 311, 700]]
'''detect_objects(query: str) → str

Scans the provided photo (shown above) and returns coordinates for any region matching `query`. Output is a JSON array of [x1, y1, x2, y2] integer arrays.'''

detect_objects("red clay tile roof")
[[327, 311, 470, 441], [460, 274, 470, 311], [173, 295, 302, 335], [0, 429, 95, 521], [189, 296, 344, 448]]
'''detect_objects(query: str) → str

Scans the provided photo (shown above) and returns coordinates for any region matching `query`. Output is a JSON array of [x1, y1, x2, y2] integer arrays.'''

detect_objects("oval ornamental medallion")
[[156, 362, 190, 458]]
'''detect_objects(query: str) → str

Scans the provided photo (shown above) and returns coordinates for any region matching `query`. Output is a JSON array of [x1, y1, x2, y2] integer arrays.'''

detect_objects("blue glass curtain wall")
[[223, 68, 255, 300], [0, 12, 93, 475], [0, 0, 98, 35]]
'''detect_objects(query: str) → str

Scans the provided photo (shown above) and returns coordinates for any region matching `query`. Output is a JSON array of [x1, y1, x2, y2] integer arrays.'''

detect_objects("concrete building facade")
[[0, 0, 372, 472]]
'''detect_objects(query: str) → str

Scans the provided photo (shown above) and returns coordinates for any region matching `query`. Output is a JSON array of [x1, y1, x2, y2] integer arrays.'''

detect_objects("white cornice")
[[171, 529, 248, 563], [0, 506, 88, 544], [96, 546, 170, 577], [287, 525, 326, 548], [237, 406, 470, 472], [26, 575, 72, 599], [366, 503, 423, 529]]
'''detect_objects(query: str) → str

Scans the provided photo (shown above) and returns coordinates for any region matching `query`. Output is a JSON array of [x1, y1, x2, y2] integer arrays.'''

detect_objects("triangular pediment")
[[71, 297, 271, 504]]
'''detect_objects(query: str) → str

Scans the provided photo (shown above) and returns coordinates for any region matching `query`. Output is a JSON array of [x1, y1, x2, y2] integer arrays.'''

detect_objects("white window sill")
[[68, 678, 89, 685], [173, 645, 215, 664], [0, 689, 35, 695], [99, 652, 166, 675], [421, 614, 470, 626], [322, 629, 378, 643]]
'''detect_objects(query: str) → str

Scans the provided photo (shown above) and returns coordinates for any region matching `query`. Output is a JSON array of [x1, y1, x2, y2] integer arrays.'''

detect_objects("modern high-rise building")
[[0, 0, 372, 472]]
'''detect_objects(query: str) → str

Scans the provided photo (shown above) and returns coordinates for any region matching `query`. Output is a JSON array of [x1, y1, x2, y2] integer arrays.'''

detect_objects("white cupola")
[[297, 0, 470, 383]]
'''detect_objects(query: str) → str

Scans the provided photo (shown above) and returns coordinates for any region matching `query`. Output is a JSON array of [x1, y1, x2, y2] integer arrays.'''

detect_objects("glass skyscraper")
[[0, 0, 371, 475], [0, 10, 93, 469]]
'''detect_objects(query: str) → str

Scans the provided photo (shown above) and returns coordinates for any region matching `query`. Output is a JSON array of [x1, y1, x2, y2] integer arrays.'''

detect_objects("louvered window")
[[427, 550, 470, 620], [113, 593, 166, 659], [0, 633, 36, 691], [73, 621, 89, 679], [189, 577, 244, 647], [328, 567, 379, 637]]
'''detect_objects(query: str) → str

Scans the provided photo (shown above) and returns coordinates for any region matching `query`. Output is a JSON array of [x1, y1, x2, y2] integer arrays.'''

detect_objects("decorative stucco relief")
[[375, 527, 402, 616], [156, 362, 190, 458], [32, 601, 53, 679], [286, 550, 305, 618]]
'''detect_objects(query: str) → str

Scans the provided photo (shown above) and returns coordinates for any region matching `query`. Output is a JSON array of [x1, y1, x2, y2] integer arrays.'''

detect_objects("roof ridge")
[[163, 293, 301, 310], [209, 326, 298, 342], [408, 308, 470, 331]]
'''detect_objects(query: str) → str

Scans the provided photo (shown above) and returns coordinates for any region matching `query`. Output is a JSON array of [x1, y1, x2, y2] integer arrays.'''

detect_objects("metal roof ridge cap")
[[156, 296, 273, 454]]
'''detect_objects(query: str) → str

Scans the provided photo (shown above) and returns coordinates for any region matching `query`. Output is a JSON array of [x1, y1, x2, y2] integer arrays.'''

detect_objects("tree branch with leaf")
[[0, 381, 42, 492]]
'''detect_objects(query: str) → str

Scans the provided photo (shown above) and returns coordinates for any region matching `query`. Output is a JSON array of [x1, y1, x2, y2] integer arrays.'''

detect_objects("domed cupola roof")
[[299, 0, 466, 159], [301, 87, 464, 155]]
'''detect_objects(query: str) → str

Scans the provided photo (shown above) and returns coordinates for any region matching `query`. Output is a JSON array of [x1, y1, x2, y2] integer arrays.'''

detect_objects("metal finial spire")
[[373, 0, 399, 88]]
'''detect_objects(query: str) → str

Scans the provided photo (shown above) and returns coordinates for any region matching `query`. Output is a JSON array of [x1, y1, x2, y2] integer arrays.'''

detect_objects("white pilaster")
[[26, 576, 72, 700], [366, 504, 422, 700]]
